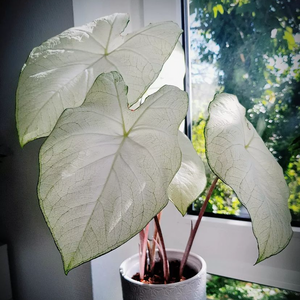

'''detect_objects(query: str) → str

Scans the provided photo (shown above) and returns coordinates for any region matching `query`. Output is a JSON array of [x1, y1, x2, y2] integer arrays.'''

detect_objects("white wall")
[[72, 0, 144, 31], [0, 1, 93, 299], [72, 0, 182, 30]]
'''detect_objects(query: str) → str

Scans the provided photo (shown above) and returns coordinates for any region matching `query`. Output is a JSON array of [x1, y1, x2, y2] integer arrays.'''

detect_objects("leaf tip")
[[64, 268, 70, 275], [179, 208, 187, 217], [254, 256, 264, 265], [255, 227, 293, 266], [19, 136, 26, 148], [18, 133, 35, 148], [63, 260, 73, 275]]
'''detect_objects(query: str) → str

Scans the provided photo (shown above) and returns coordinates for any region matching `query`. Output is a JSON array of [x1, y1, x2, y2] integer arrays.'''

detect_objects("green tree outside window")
[[189, 0, 300, 221]]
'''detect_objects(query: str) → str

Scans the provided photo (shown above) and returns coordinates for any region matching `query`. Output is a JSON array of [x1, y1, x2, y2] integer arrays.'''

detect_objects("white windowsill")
[[161, 203, 300, 292]]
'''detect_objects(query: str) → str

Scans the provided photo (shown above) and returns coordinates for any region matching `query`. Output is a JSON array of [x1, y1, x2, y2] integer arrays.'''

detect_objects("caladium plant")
[[16, 13, 205, 274], [16, 12, 292, 278]]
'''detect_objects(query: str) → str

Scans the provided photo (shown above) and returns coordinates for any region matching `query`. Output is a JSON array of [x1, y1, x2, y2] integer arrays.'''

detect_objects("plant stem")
[[150, 211, 162, 271], [179, 177, 219, 278], [154, 215, 169, 283], [139, 223, 149, 281]]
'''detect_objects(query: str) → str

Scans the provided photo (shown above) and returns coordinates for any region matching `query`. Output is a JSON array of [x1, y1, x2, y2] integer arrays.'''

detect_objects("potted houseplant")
[[16, 13, 292, 300]]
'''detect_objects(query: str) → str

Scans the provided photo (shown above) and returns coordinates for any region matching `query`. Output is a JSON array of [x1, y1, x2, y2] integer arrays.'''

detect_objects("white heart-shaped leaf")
[[205, 93, 292, 262], [168, 131, 206, 215], [16, 13, 182, 146], [38, 72, 188, 273]]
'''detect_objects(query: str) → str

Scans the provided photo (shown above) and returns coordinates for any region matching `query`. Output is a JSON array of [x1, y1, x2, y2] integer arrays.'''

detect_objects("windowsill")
[[161, 203, 300, 292]]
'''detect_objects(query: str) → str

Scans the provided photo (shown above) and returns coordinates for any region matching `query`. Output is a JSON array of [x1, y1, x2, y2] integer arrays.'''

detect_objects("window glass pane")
[[207, 274, 300, 299], [188, 0, 300, 223]]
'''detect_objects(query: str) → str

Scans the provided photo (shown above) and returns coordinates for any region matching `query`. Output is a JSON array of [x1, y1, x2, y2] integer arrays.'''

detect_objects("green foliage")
[[190, 0, 300, 220], [207, 274, 300, 300], [286, 156, 300, 221], [289, 135, 300, 157], [193, 179, 241, 215]]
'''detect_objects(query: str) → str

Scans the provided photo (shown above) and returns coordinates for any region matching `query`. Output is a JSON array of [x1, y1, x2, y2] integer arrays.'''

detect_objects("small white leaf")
[[16, 13, 182, 146], [205, 93, 292, 262], [38, 72, 188, 273], [168, 131, 207, 215]]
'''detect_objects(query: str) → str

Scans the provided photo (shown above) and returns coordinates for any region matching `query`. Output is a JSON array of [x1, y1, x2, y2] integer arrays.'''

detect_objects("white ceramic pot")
[[119, 249, 206, 300]]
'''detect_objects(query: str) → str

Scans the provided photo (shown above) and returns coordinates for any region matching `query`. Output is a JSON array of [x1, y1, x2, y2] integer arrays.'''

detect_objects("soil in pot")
[[132, 260, 197, 284]]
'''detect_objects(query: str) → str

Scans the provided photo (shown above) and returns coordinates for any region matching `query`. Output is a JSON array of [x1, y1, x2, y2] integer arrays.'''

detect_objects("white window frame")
[[72, 1, 300, 299]]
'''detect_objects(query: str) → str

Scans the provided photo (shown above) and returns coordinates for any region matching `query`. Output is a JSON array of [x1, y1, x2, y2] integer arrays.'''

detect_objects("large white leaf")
[[38, 72, 188, 273], [16, 13, 182, 146], [168, 131, 207, 215], [205, 93, 292, 262]]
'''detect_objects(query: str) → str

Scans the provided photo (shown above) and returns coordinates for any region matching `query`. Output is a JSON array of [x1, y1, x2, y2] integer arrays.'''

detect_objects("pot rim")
[[120, 248, 206, 287]]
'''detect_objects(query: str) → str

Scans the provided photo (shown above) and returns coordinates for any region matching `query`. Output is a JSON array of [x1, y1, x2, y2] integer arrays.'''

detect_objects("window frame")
[[184, 0, 300, 228]]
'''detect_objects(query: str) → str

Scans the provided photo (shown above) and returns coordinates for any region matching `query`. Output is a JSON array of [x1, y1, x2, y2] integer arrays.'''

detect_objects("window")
[[180, 0, 300, 293], [186, 0, 300, 225]]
